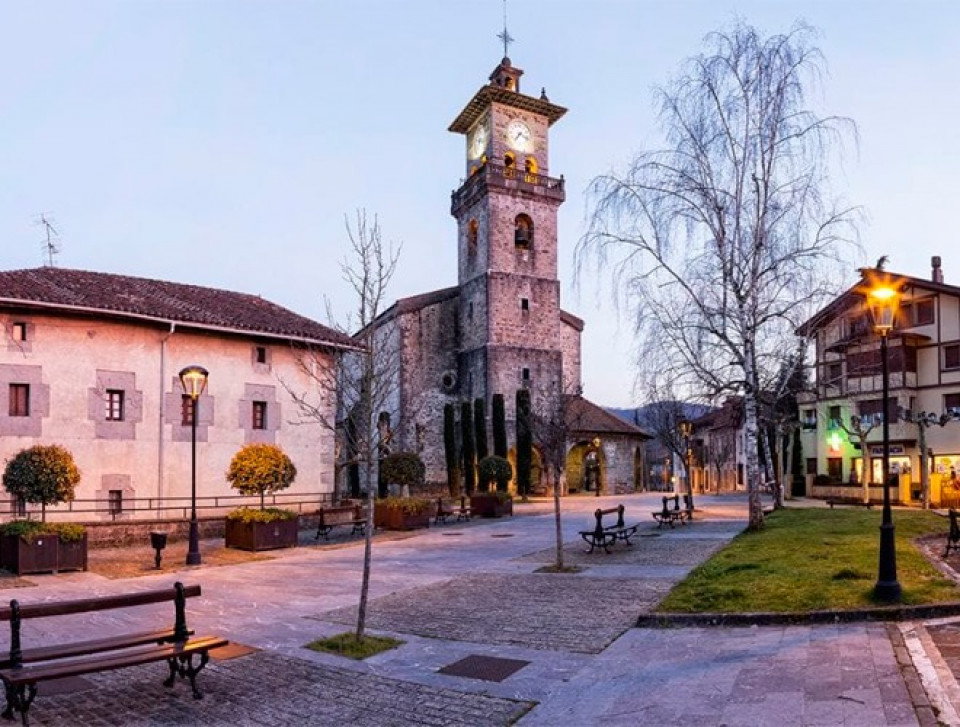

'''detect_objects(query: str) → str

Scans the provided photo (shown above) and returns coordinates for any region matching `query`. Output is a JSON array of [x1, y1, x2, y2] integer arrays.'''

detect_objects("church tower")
[[449, 56, 570, 411]]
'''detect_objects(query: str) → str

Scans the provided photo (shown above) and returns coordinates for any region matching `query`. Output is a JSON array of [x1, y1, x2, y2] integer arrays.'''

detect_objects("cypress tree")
[[460, 401, 476, 495], [492, 393, 507, 458], [443, 403, 460, 496], [516, 389, 532, 498], [473, 397, 488, 461]]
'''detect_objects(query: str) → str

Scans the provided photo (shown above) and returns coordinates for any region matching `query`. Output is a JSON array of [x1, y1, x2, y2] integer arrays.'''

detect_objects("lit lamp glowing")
[[179, 365, 209, 567], [865, 275, 902, 601]]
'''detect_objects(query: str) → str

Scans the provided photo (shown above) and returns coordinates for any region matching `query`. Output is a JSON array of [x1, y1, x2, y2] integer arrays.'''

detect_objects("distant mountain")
[[606, 402, 713, 430]]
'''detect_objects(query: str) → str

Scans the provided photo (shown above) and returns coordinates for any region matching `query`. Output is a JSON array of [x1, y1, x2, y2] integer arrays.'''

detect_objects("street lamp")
[[679, 420, 694, 510], [864, 274, 901, 601], [179, 365, 209, 566]]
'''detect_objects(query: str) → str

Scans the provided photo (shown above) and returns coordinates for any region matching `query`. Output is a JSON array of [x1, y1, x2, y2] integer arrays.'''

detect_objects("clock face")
[[469, 124, 488, 159], [506, 119, 533, 152]]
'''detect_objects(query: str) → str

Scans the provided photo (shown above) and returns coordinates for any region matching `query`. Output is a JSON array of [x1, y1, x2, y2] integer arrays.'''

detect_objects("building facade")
[[0, 267, 352, 522], [367, 56, 648, 493], [796, 257, 960, 504]]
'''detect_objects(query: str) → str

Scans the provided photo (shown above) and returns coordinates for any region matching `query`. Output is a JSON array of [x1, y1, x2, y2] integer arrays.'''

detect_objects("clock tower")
[[449, 57, 573, 413]]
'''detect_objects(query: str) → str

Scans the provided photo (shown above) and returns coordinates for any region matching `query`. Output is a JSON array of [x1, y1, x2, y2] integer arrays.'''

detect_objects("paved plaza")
[[6, 493, 960, 725]]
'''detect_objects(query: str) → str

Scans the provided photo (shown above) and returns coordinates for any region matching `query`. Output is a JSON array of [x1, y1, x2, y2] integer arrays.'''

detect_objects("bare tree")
[[577, 21, 858, 530], [285, 209, 401, 642], [837, 414, 876, 503]]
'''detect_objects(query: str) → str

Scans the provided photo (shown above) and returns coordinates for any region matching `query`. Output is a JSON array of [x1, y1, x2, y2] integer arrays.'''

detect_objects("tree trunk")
[[743, 352, 765, 530], [553, 470, 564, 571], [919, 424, 929, 509], [356, 460, 375, 641]]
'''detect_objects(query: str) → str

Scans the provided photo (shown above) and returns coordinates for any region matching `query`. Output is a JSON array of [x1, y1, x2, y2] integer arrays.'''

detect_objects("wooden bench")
[[826, 498, 874, 509], [945, 509, 960, 557], [652, 494, 693, 528], [315, 504, 367, 540], [0, 582, 227, 726], [579, 505, 639, 554], [434, 496, 470, 524]]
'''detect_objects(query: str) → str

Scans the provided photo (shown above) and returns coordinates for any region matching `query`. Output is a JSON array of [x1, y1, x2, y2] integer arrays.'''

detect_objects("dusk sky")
[[2, 1, 958, 406]]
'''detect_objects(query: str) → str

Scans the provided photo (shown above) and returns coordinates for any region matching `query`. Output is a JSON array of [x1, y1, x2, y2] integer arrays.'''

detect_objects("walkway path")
[[2, 493, 946, 725]]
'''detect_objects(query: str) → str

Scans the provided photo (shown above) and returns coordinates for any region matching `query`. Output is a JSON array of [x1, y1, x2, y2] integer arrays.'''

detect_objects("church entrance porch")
[[566, 441, 606, 495]]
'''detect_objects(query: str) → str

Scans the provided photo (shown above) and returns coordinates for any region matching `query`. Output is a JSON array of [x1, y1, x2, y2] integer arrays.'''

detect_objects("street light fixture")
[[179, 365, 209, 567], [864, 273, 902, 601]]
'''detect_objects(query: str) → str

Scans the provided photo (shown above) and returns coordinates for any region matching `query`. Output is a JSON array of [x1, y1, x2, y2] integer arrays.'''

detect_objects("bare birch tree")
[[285, 209, 401, 642], [837, 414, 876, 504], [577, 21, 858, 529]]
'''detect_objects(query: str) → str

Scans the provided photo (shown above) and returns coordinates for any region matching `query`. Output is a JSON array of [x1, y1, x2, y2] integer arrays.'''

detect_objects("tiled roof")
[[566, 396, 651, 438], [0, 267, 355, 348]]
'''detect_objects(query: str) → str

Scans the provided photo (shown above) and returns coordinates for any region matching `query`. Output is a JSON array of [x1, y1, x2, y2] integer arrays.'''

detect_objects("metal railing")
[[0, 492, 339, 523]]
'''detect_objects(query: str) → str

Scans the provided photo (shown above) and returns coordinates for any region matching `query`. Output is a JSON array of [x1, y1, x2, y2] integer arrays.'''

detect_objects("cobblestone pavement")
[[26, 652, 532, 726], [319, 572, 673, 653], [0, 493, 940, 726]]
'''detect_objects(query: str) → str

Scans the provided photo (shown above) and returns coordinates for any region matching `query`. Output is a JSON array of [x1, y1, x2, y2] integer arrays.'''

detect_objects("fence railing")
[[1, 491, 339, 523]]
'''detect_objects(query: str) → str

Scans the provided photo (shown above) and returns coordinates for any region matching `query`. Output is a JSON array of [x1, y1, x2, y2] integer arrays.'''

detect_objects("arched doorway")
[[565, 440, 605, 494], [507, 445, 543, 495]]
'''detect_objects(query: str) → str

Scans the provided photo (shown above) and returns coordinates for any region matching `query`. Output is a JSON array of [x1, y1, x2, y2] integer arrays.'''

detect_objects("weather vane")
[[496, 0, 514, 59]]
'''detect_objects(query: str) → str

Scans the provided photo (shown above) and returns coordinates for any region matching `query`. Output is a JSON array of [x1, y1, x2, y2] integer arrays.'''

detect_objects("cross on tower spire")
[[496, 0, 514, 59]]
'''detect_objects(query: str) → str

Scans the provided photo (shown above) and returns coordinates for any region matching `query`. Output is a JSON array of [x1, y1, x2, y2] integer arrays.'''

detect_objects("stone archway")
[[507, 446, 543, 495], [566, 441, 606, 494]]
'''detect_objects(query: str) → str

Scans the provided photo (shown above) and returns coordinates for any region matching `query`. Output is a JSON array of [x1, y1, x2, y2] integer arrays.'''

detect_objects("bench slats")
[[0, 635, 227, 685], [0, 628, 193, 669], [0, 585, 202, 622]]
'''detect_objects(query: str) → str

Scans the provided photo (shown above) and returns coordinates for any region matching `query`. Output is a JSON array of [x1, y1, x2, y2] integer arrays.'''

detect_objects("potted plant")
[[379, 452, 425, 496], [471, 456, 514, 518], [1, 444, 87, 574], [374, 496, 433, 530], [224, 444, 299, 551]]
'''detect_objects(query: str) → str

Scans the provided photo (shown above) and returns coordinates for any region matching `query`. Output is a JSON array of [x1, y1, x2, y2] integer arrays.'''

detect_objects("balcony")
[[451, 162, 565, 215]]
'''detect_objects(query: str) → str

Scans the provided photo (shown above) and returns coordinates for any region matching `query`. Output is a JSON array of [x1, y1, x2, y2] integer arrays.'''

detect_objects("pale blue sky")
[[2, 1, 958, 406]]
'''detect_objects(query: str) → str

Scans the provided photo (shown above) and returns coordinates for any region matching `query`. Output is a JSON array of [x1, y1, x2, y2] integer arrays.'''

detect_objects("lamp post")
[[679, 420, 694, 510], [179, 365, 209, 567], [591, 437, 602, 497], [865, 276, 901, 601]]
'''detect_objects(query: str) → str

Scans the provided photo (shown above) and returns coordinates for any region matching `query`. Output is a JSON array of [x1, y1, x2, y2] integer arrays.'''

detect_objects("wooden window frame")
[[105, 389, 125, 422], [8, 383, 29, 417], [252, 401, 268, 430]]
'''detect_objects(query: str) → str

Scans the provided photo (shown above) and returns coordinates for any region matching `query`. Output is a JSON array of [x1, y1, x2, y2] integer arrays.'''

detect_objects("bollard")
[[150, 531, 168, 570]]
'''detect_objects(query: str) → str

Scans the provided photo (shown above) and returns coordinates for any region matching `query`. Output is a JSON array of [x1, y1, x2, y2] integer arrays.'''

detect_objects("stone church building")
[[368, 56, 649, 494]]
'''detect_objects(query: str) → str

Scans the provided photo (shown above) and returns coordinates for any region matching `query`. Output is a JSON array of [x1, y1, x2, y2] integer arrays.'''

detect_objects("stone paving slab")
[[514, 533, 730, 567], [25, 651, 533, 726], [317, 572, 672, 654], [519, 624, 918, 727]]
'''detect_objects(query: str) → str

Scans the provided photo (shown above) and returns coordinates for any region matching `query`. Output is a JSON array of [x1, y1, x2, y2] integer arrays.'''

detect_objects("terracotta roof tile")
[[0, 267, 355, 348]]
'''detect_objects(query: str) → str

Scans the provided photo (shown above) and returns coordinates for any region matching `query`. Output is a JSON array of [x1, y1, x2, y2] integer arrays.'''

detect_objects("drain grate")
[[438, 654, 530, 682], [40, 676, 94, 696], [491, 533, 514, 538], [210, 643, 259, 661], [442, 532, 464, 536]]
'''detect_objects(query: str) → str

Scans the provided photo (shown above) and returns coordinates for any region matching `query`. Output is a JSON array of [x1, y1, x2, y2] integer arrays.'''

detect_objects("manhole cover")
[[442, 532, 464, 536], [491, 534, 514, 538], [438, 654, 530, 682]]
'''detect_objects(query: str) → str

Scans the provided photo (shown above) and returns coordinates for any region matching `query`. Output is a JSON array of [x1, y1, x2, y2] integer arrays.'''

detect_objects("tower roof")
[[448, 58, 566, 133]]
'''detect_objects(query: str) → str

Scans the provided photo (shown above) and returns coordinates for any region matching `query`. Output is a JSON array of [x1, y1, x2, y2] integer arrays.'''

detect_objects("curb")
[[637, 601, 960, 628]]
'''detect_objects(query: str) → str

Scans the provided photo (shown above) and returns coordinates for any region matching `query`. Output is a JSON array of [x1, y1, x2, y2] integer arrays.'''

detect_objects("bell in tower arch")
[[514, 214, 533, 250]]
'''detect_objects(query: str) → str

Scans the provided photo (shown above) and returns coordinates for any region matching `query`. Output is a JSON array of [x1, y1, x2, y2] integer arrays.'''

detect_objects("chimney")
[[933, 256, 944, 284]]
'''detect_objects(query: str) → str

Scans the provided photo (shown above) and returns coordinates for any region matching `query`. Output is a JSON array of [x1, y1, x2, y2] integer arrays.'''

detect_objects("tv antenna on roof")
[[36, 213, 61, 267], [496, 0, 514, 59]]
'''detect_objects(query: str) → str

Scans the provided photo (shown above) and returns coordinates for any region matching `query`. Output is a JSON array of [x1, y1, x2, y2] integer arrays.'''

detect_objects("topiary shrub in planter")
[[1, 445, 86, 575], [477, 456, 512, 493], [374, 496, 432, 530], [225, 444, 299, 551], [470, 489, 514, 519], [225, 507, 299, 551], [379, 452, 425, 494]]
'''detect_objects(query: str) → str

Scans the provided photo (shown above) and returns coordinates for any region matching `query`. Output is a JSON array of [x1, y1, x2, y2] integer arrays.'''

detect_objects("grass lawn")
[[658, 507, 960, 613]]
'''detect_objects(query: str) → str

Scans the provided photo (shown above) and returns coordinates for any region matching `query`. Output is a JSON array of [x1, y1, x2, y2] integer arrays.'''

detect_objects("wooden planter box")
[[225, 517, 299, 551], [374, 507, 431, 531], [0, 532, 88, 575], [470, 494, 514, 518]]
